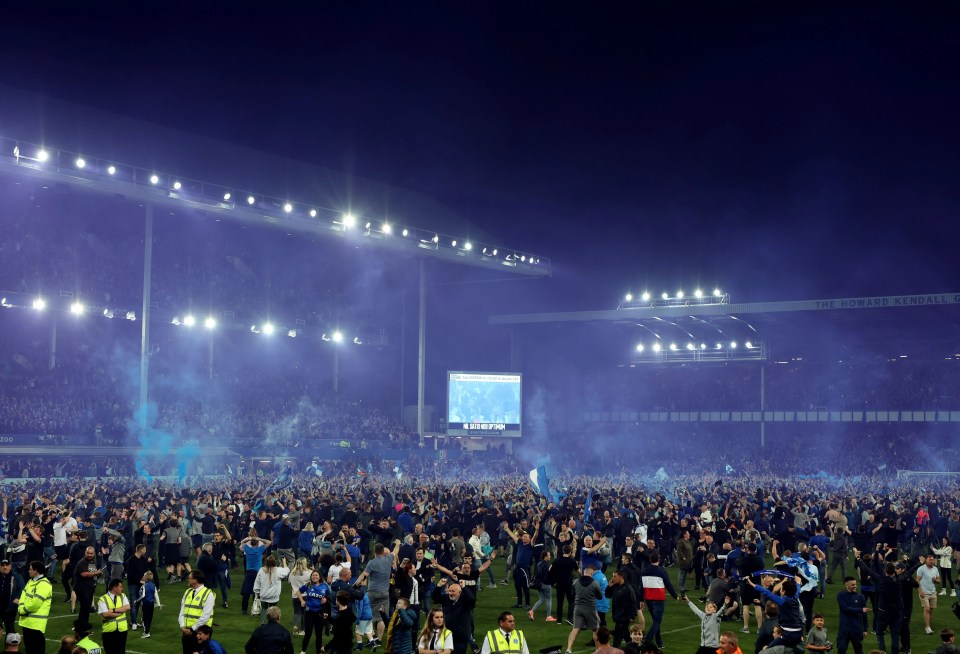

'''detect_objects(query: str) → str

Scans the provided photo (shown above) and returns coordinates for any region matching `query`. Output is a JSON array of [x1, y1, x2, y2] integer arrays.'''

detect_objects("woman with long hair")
[[288, 557, 314, 636], [253, 555, 290, 623], [417, 607, 452, 654], [297, 569, 331, 654], [300, 522, 317, 564]]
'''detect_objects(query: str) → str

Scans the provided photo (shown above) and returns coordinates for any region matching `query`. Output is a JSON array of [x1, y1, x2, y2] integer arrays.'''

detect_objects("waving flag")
[[583, 489, 594, 529], [529, 466, 556, 503]]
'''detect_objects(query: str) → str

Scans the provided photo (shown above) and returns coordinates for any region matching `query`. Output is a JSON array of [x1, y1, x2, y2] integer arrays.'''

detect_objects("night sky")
[[3, 1, 960, 307]]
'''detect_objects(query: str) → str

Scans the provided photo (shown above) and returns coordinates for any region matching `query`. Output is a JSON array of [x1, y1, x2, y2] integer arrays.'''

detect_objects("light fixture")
[[745, 341, 753, 349], [713, 289, 722, 297], [171, 316, 181, 326], [730, 341, 737, 349], [625, 293, 633, 302], [247, 195, 256, 205], [149, 174, 159, 185], [342, 213, 356, 228], [694, 289, 703, 298], [309, 209, 317, 218], [676, 290, 684, 299], [32, 297, 46, 311], [125, 311, 136, 321], [223, 192, 232, 201], [182, 315, 196, 328], [451, 240, 457, 247], [686, 343, 695, 351], [669, 343, 678, 351], [262, 323, 275, 335], [635, 343, 644, 353], [464, 242, 472, 251], [36, 149, 49, 162], [283, 203, 293, 213], [382, 223, 392, 234], [287, 329, 297, 338], [365, 222, 371, 230], [432, 234, 439, 243], [402, 229, 409, 237], [204, 317, 216, 330], [661, 292, 669, 300], [332, 331, 343, 343], [69, 301, 85, 315], [107, 165, 116, 175], [641, 292, 651, 302], [520, 255, 526, 262], [173, 181, 182, 190], [75, 158, 86, 169], [492, 248, 497, 255], [652, 343, 662, 353]]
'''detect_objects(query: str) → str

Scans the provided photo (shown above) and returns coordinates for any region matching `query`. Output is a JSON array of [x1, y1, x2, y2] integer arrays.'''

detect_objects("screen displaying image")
[[447, 371, 522, 437]]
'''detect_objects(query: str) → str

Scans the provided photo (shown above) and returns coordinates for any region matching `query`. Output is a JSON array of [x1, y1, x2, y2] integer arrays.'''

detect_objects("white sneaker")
[[940, 590, 947, 595], [952, 590, 957, 596], [925, 627, 934, 635], [141, 633, 151, 639], [301, 651, 307, 654], [131, 623, 138, 630]]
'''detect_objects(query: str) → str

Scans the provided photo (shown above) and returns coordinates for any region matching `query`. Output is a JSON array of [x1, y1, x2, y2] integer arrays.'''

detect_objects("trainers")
[[740, 628, 750, 633], [546, 616, 557, 622], [488, 584, 497, 590], [926, 627, 934, 635], [565, 650, 573, 654], [565, 619, 573, 626], [302, 651, 308, 654], [131, 623, 138, 630], [939, 589, 946, 595], [953, 590, 957, 597], [141, 633, 151, 639]]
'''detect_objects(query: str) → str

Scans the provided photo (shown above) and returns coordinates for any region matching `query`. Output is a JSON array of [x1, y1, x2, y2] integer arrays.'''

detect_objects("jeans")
[[836, 628, 864, 654], [875, 608, 901, 654], [531, 585, 552, 616], [647, 600, 665, 646]]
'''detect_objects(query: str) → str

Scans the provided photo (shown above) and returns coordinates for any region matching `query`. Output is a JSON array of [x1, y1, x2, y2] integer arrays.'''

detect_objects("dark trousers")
[[646, 600, 665, 646], [128, 582, 142, 624], [103, 629, 128, 654], [76, 587, 95, 625], [22, 626, 45, 654], [513, 567, 530, 606], [800, 589, 816, 631], [875, 608, 901, 654], [556, 584, 573, 621], [303, 610, 325, 654], [182, 630, 199, 654], [1, 609, 14, 634], [241, 569, 258, 612], [613, 620, 631, 648], [837, 628, 864, 654], [899, 609, 912, 652], [141, 603, 155, 634]]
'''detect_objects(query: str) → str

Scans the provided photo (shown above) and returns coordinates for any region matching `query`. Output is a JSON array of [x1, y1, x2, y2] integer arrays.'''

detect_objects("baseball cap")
[[5, 633, 21, 645], [0, 559, 10, 565]]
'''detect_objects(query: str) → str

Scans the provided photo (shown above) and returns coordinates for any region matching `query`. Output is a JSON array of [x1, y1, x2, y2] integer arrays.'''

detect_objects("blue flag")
[[529, 466, 556, 504]]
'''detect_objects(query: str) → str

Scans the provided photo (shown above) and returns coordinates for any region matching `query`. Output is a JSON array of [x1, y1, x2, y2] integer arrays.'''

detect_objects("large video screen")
[[447, 371, 522, 437]]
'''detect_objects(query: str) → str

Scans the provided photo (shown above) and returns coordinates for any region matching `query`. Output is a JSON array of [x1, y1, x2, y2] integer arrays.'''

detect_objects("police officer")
[[18, 561, 52, 654], [74, 618, 104, 654], [479, 612, 529, 654], [97, 578, 130, 654], [178, 570, 216, 654]]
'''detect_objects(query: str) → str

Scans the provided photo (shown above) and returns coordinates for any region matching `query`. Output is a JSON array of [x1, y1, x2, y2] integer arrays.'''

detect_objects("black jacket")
[[605, 582, 639, 623], [244, 620, 294, 654], [432, 584, 476, 654]]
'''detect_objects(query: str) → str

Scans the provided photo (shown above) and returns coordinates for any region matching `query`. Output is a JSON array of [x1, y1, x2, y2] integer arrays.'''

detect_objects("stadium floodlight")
[[520, 255, 526, 262], [713, 288, 722, 297], [309, 209, 317, 218], [287, 329, 297, 338], [745, 341, 753, 349], [492, 248, 498, 255], [204, 317, 216, 330], [262, 323, 275, 335], [451, 240, 457, 247], [32, 297, 46, 311], [125, 311, 136, 321], [107, 165, 116, 175], [69, 301, 85, 315], [171, 316, 181, 326], [700, 343, 707, 350], [382, 223, 392, 234], [715, 342, 722, 349], [103, 309, 114, 319], [342, 213, 357, 228], [365, 222, 372, 230], [149, 174, 159, 185], [464, 242, 473, 251], [686, 342, 695, 350], [36, 149, 49, 162], [332, 331, 343, 343], [223, 192, 232, 201], [173, 181, 182, 190], [182, 315, 196, 327], [635, 343, 644, 353], [694, 289, 703, 298], [730, 341, 738, 349], [75, 158, 86, 169], [652, 343, 662, 352], [353, 336, 362, 345], [402, 229, 409, 237], [283, 203, 293, 213], [247, 195, 256, 205], [625, 293, 633, 302], [669, 343, 678, 351], [676, 290, 684, 299], [641, 292, 651, 302], [432, 234, 439, 243]]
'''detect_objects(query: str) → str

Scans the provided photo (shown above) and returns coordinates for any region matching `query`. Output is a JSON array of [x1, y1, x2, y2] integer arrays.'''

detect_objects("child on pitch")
[[804, 614, 831, 653], [685, 596, 724, 654], [622, 624, 645, 654]]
